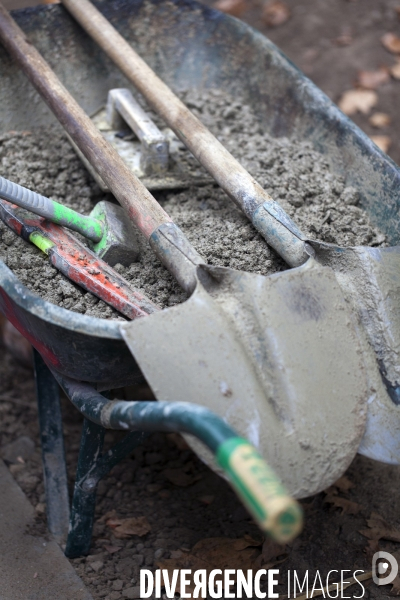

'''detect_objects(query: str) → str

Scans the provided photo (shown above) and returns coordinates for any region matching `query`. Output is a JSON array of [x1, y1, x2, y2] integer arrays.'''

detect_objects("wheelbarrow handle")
[[60, 0, 310, 268], [55, 370, 303, 543], [216, 437, 303, 544], [103, 402, 304, 544]]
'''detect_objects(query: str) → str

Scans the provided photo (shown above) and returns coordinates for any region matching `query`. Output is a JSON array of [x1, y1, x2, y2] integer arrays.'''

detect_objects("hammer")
[[0, 175, 138, 266]]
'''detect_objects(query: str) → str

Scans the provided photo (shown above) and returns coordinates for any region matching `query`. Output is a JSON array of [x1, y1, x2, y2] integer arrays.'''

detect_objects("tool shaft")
[[0, 2, 205, 293], [61, 0, 309, 267], [0, 175, 103, 242], [0, 3, 171, 240], [0, 199, 158, 319]]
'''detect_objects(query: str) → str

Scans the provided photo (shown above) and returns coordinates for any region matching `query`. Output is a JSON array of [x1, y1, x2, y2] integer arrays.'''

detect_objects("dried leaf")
[[360, 512, 400, 542], [369, 112, 391, 128], [391, 576, 400, 596], [324, 494, 361, 515], [338, 89, 378, 115], [214, 0, 248, 17], [157, 536, 265, 595], [162, 467, 202, 487], [381, 32, 400, 54], [390, 60, 400, 79], [357, 67, 389, 89], [331, 475, 354, 493], [370, 135, 391, 153], [262, 1, 291, 27], [198, 495, 215, 505], [260, 538, 288, 566], [333, 34, 353, 47], [98, 509, 117, 523], [106, 515, 151, 538], [166, 433, 190, 451], [364, 539, 380, 564]]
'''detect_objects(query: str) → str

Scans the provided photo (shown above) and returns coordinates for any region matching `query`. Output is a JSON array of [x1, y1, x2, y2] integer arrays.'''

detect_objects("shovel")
[[0, 3, 369, 498], [60, 0, 400, 466]]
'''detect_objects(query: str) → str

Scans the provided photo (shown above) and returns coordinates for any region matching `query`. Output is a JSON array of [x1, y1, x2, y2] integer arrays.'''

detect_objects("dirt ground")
[[2, 328, 400, 600], [0, 1, 400, 599], [205, 0, 400, 166]]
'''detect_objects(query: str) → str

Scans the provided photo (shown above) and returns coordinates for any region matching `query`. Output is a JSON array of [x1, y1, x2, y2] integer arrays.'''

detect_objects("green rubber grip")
[[29, 231, 55, 254], [0, 174, 103, 243], [217, 437, 303, 544], [52, 203, 104, 242]]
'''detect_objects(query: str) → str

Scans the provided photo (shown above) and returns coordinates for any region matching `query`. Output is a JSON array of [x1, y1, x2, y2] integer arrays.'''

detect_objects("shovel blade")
[[121, 260, 368, 498], [315, 244, 400, 464]]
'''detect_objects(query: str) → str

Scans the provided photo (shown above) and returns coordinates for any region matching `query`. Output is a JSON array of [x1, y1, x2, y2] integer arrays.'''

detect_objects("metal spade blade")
[[121, 259, 369, 498], [312, 242, 400, 464], [0, 5, 369, 498]]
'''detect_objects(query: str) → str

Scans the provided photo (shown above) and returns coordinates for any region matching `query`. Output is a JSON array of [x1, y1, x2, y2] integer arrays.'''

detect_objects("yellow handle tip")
[[217, 438, 303, 544]]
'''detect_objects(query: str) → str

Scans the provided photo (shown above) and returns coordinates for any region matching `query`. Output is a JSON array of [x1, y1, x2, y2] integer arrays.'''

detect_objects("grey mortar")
[[0, 89, 387, 319]]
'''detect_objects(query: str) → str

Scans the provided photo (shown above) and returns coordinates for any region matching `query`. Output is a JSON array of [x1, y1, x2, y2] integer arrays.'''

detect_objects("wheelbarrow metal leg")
[[33, 350, 70, 543], [65, 418, 105, 558], [65, 417, 148, 558]]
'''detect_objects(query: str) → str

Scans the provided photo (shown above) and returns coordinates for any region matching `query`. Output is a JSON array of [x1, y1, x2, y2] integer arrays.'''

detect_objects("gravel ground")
[[1, 336, 400, 599]]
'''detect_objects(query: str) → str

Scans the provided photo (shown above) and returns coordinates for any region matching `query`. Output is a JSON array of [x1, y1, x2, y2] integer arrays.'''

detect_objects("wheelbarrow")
[[0, 0, 399, 555]]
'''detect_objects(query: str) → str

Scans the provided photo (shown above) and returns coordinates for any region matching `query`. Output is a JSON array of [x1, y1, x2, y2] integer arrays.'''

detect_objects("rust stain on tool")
[[0, 200, 159, 320]]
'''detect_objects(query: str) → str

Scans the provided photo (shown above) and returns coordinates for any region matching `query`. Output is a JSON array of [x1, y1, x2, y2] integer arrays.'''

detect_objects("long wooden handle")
[[0, 3, 171, 239], [60, 0, 310, 268], [61, 0, 268, 221]]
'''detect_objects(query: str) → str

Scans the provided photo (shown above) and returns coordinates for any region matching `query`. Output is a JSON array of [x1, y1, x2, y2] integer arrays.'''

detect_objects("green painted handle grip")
[[217, 437, 303, 544], [29, 231, 55, 254], [0, 174, 103, 242]]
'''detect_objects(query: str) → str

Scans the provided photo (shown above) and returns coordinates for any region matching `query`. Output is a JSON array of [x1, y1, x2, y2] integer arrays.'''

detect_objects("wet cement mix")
[[0, 89, 387, 318], [0, 90, 394, 600]]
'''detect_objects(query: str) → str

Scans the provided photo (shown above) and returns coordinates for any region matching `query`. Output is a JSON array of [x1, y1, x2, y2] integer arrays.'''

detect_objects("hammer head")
[[89, 200, 139, 267]]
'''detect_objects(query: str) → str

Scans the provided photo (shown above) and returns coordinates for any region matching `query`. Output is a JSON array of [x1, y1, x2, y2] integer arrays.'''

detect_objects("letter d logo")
[[372, 551, 398, 585]]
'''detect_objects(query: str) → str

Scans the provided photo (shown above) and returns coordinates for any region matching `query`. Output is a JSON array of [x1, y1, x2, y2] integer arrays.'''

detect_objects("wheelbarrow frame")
[[0, 0, 399, 557], [0, 0, 398, 390]]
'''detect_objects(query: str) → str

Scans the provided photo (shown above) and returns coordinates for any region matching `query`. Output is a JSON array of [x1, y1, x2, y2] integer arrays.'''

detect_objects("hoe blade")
[[121, 259, 368, 498]]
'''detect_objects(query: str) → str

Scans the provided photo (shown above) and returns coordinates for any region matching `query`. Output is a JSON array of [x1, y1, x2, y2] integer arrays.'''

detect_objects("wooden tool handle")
[[0, 3, 171, 240], [61, 0, 267, 220], [60, 0, 310, 268]]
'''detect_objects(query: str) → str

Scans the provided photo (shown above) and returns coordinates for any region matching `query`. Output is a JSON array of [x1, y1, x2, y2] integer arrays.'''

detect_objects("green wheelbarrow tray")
[[0, 0, 398, 497]]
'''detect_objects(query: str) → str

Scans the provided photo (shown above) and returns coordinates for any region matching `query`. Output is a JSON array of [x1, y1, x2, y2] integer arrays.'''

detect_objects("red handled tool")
[[0, 199, 158, 320]]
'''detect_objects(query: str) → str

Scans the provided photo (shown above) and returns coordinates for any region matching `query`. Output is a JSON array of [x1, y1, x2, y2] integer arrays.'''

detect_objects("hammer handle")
[[0, 3, 171, 240]]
